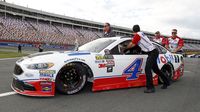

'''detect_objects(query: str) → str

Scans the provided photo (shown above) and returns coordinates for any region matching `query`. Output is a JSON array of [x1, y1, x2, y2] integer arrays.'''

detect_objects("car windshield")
[[79, 38, 116, 53]]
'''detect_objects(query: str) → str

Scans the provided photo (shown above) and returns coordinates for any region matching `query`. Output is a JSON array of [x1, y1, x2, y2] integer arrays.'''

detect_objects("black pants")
[[145, 49, 169, 89]]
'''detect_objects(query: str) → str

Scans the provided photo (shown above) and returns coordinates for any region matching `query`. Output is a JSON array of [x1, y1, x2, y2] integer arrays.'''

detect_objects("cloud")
[[6, 0, 200, 39]]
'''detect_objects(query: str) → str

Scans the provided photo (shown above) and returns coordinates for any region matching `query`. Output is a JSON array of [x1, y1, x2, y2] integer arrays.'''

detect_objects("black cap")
[[132, 24, 140, 32]]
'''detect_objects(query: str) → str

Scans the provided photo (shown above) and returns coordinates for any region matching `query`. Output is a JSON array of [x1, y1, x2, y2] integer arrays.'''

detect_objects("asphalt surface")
[[0, 58, 200, 112]]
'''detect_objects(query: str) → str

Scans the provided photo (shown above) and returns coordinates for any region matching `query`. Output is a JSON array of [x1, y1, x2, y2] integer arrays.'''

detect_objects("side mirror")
[[104, 49, 110, 55], [104, 49, 114, 59]]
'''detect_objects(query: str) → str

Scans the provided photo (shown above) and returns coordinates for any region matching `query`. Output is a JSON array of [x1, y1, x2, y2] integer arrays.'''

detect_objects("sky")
[[5, 0, 200, 39]]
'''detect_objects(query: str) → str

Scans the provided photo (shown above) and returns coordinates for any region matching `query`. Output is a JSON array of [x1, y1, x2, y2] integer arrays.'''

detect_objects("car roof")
[[100, 36, 166, 46], [99, 36, 131, 41]]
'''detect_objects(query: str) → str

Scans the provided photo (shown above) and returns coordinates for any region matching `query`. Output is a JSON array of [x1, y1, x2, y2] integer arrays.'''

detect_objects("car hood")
[[16, 50, 94, 64]]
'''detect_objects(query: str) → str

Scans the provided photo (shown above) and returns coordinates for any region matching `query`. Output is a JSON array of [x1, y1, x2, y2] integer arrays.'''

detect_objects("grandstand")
[[0, 1, 200, 51]]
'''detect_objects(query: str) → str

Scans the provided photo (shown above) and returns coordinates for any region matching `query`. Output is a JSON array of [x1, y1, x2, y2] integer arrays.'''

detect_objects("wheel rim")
[[58, 67, 83, 92]]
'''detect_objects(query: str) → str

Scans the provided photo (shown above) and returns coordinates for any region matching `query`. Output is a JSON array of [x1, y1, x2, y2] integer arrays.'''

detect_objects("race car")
[[11, 37, 184, 96]]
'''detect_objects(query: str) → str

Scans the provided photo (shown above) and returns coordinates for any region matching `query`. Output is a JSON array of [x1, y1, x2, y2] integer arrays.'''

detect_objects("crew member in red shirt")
[[153, 31, 169, 48], [167, 29, 184, 53]]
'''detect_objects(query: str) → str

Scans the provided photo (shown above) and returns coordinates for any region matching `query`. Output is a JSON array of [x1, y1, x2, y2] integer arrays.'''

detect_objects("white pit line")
[[0, 57, 19, 61], [0, 91, 16, 97], [184, 71, 192, 73]]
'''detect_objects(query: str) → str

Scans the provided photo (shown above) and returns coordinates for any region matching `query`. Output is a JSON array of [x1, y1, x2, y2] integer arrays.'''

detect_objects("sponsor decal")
[[106, 59, 115, 66], [107, 66, 113, 73], [95, 53, 115, 72], [95, 55, 106, 63], [40, 78, 54, 81], [104, 54, 114, 72], [98, 60, 115, 67], [105, 59, 115, 73], [95, 54, 114, 61], [157, 54, 181, 64], [41, 86, 52, 92], [174, 55, 180, 63], [39, 70, 55, 77], [40, 81, 52, 92], [160, 56, 167, 64], [98, 63, 107, 68], [98, 62, 115, 73], [96, 54, 115, 72], [158, 54, 181, 64], [95, 60, 105, 63], [64, 58, 85, 63], [95, 55, 105, 60], [68, 52, 90, 56], [40, 81, 52, 85], [39, 70, 56, 75], [104, 55, 114, 59], [39, 70, 55, 81], [164, 54, 174, 63]]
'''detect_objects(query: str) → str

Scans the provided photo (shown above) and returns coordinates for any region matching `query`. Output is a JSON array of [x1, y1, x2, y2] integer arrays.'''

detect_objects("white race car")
[[11, 37, 184, 96]]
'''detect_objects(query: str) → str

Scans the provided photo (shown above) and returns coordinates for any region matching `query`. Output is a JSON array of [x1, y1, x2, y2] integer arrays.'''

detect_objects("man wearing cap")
[[167, 29, 184, 53], [126, 25, 170, 93], [103, 23, 116, 37], [153, 31, 169, 48]]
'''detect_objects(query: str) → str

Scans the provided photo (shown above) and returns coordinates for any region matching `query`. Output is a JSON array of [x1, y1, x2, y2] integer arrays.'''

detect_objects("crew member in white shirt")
[[126, 25, 170, 93]]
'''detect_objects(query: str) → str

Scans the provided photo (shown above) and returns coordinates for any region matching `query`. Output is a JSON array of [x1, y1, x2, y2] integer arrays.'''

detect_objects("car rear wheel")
[[56, 63, 87, 95], [159, 66, 173, 84]]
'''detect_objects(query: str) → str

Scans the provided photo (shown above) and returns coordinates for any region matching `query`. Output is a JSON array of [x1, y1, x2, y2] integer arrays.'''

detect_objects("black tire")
[[159, 66, 173, 84], [56, 63, 87, 95]]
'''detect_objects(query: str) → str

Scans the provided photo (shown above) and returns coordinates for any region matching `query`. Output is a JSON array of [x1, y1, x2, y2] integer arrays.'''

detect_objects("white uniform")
[[137, 32, 156, 52], [153, 37, 164, 45], [168, 36, 183, 52]]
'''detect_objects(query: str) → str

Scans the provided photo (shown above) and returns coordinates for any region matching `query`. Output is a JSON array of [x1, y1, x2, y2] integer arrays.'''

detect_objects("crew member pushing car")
[[126, 25, 170, 93]]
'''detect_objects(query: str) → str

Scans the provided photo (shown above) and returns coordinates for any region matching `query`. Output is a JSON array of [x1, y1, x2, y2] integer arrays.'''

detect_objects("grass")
[[0, 51, 28, 58], [0, 47, 17, 50]]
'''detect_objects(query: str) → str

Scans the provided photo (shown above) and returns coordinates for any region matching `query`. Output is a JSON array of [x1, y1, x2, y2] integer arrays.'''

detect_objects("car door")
[[109, 40, 148, 80], [92, 40, 155, 91]]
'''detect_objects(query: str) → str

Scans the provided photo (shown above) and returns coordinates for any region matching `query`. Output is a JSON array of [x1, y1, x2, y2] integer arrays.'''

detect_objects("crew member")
[[167, 29, 184, 53], [126, 25, 170, 93], [38, 44, 43, 52], [103, 22, 116, 37], [18, 44, 22, 53], [153, 31, 169, 48]]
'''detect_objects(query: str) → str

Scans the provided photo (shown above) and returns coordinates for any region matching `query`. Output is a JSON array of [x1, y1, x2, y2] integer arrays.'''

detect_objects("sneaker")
[[161, 84, 168, 89], [144, 88, 155, 93]]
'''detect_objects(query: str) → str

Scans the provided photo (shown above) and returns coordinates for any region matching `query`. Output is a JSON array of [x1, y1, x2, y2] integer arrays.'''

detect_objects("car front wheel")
[[56, 63, 87, 95]]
